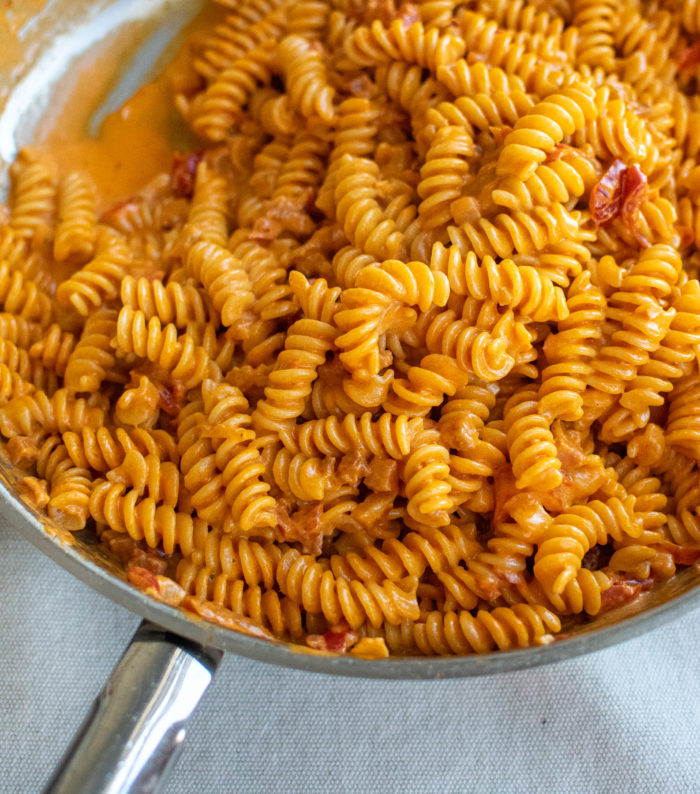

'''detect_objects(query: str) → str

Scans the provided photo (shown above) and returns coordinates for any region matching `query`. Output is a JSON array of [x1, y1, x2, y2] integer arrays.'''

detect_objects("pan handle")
[[44, 620, 223, 794]]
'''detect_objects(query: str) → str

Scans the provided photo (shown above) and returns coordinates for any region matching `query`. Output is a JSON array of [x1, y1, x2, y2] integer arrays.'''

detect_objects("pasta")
[[4, 0, 700, 659]]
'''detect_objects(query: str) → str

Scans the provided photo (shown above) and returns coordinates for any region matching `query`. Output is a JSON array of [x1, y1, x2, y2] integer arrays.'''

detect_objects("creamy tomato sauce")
[[33, 5, 219, 210]]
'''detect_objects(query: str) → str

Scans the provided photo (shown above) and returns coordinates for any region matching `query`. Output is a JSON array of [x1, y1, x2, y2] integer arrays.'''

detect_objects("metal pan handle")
[[44, 620, 222, 794]]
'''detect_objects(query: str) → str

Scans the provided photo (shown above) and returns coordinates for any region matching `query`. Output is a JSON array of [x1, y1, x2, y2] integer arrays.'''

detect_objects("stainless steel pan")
[[3, 2, 700, 792]]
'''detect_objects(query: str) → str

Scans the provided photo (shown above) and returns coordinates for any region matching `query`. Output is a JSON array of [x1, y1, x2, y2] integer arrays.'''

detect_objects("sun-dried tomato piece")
[[306, 630, 358, 653], [589, 159, 626, 225], [156, 378, 187, 416], [171, 152, 203, 199], [600, 577, 653, 609], [589, 160, 649, 246], [336, 450, 369, 488], [656, 542, 700, 566], [128, 566, 160, 592], [275, 502, 324, 555], [678, 40, 700, 71], [364, 456, 399, 493]]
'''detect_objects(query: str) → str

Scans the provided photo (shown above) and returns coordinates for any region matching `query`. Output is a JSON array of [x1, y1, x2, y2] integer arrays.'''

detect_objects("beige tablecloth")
[[2, 525, 700, 794]]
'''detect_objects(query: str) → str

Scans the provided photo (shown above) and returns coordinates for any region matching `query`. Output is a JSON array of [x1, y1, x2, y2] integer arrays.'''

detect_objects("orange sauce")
[[34, 5, 220, 210], [42, 71, 188, 210]]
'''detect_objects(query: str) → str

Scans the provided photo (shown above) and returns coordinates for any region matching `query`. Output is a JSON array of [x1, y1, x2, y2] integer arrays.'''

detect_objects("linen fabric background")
[[1, 525, 699, 794]]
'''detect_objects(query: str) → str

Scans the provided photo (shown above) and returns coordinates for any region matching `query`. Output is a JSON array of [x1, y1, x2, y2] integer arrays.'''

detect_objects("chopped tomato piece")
[[600, 577, 653, 609], [590, 159, 626, 225], [128, 567, 186, 606], [128, 566, 160, 592], [678, 40, 700, 71], [336, 450, 370, 488], [156, 378, 186, 416], [170, 152, 202, 198], [306, 630, 358, 653], [276, 502, 324, 555], [364, 456, 399, 493], [589, 160, 649, 246]]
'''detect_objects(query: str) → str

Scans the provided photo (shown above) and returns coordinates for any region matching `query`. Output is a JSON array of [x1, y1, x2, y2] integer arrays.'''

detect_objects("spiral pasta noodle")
[[193, 4, 288, 82], [28, 324, 75, 378], [0, 262, 52, 324], [186, 241, 254, 327], [497, 84, 598, 180], [115, 307, 220, 389], [0, 390, 104, 437], [280, 412, 423, 459], [56, 230, 132, 317], [8, 148, 56, 241], [62, 426, 178, 473], [343, 18, 466, 72], [185, 163, 230, 248], [504, 386, 563, 491], [278, 35, 334, 122], [276, 548, 420, 628], [120, 276, 211, 328], [410, 605, 561, 655], [534, 497, 640, 597], [53, 172, 98, 262], [188, 47, 275, 141], [252, 275, 339, 430]]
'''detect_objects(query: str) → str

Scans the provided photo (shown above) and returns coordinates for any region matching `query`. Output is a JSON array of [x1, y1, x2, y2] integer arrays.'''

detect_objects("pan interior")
[[1, 0, 700, 677], [0, 0, 206, 195]]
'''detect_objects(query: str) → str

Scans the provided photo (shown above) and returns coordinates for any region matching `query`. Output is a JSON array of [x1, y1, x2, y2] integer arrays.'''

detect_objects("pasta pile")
[[3, 0, 700, 658]]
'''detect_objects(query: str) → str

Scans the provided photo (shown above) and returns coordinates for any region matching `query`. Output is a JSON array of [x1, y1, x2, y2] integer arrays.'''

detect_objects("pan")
[[2, 2, 700, 793]]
